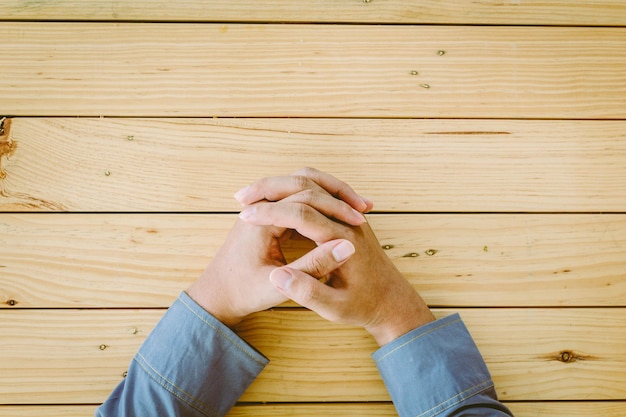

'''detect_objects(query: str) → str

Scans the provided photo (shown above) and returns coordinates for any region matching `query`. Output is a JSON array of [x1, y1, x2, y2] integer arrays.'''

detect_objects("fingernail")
[[234, 186, 250, 202], [332, 240, 355, 262], [361, 196, 374, 209], [352, 208, 367, 224], [270, 268, 293, 290], [238, 206, 256, 221]]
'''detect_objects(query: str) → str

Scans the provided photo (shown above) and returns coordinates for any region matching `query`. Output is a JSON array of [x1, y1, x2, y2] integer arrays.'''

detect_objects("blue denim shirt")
[[97, 292, 513, 417]]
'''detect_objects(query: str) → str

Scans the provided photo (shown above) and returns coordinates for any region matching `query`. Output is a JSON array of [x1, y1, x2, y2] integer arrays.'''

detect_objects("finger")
[[235, 168, 369, 213], [235, 175, 327, 206], [269, 239, 354, 316], [280, 189, 366, 226], [360, 196, 375, 213], [269, 267, 337, 317], [292, 167, 369, 212], [239, 202, 348, 243], [287, 238, 355, 279]]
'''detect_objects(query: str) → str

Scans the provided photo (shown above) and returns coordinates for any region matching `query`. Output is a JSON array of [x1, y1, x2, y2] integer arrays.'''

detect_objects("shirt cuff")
[[134, 291, 269, 416], [372, 313, 498, 417]]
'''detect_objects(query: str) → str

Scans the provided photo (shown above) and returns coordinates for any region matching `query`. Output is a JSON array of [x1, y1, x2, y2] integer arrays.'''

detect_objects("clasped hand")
[[187, 168, 433, 346]]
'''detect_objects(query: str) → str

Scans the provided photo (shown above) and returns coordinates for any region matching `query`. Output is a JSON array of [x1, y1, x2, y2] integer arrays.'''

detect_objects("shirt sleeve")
[[95, 291, 268, 417], [372, 313, 514, 417]]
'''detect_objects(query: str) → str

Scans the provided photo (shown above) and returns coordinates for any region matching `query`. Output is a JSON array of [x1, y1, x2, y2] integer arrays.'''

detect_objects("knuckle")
[[256, 176, 270, 189], [253, 177, 271, 199], [300, 166, 317, 178], [300, 280, 320, 304], [298, 188, 316, 204], [305, 254, 329, 278], [342, 226, 358, 241], [294, 203, 313, 222], [292, 175, 310, 192]]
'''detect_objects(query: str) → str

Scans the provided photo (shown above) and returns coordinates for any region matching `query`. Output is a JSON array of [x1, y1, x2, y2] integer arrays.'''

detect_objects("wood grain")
[[1, 213, 624, 308], [1, 0, 625, 25], [505, 402, 626, 417], [3, 118, 626, 212], [1, 1, 623, 414], [1, 24, 625, 118], [0, 406, 97, 417], [2, 402, 626, 417], [232, 402, 626, 417], [0, 308, 624, 403], [230, 402, 626, 417]]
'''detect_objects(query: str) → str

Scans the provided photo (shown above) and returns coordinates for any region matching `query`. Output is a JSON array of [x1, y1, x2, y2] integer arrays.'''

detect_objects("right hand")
[[237, 169, 435, 346]]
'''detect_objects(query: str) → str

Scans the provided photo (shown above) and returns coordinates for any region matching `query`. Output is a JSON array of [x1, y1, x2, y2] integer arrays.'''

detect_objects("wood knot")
[[0, 118, 17, 180], [5, 299, 17, 306], [403, 252, 419, 258], [542, 349, 593, 363], [381, 244, 394, 250], [425, 249, 438, 256], [0, 118, 12, 144]]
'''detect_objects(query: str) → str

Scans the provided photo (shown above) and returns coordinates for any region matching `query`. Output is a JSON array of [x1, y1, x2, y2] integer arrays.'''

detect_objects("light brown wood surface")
[[1, 0, 625, 25], [3, 118, 626, 212], [1, 309, 624, 403], [0, 0, 624, 414], [1, 214, 624, 308], [2, 402, 626, 417], [231, 402, 626, 417], [234, 402, 626, 417], [1, 24, 625, 118]]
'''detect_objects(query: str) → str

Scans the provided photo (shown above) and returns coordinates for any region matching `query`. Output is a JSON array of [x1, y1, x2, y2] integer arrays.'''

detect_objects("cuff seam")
[[178, 293, 267, 366], [134, 352, 219, 417], [374, 316, 462, 363], [415, 379, 495, 417]]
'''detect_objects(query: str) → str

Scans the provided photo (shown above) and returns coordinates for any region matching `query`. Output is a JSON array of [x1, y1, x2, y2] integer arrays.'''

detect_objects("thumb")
[[269, 238, 354, 318], [269, 267, 336, 315]]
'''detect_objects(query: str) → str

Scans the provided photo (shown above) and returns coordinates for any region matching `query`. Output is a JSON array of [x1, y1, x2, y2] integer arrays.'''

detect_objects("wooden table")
[[1, 1, 625, 416]]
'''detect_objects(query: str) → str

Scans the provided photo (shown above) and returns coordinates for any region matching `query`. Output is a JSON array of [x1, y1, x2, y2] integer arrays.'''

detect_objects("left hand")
[[187, 168, 370, 327]]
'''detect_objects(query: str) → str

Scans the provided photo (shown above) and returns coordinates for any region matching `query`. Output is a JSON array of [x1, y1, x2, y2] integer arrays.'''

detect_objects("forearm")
[[96, 292, 268, 417], [373, 314, 513, 417]]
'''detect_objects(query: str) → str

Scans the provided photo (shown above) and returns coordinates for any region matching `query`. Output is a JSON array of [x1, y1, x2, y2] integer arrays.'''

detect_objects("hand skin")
[[238, 170, 436, 346], [187, 168, 368, 327], [235, 167, 374, 217]]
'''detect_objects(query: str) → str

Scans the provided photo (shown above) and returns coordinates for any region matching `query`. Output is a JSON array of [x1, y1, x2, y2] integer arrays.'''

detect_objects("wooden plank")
[[506, 402, 626, 417], [235, 402, 626, 417], [1, 214, 624, 309], [0, 309, 624, 403], [239, 309, 626, 402], [1, 24, 625, 118], [0, 406, 97, 417], [3, 118, 626, 212], [0, 309, 157, 405], [1, 0, 625, 26], [2, 402, 626, 417]]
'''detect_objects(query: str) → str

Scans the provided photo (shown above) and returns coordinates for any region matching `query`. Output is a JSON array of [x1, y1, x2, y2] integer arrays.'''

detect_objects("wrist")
[[366, 304, 435, 346], [186, 282, 243, 328]]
